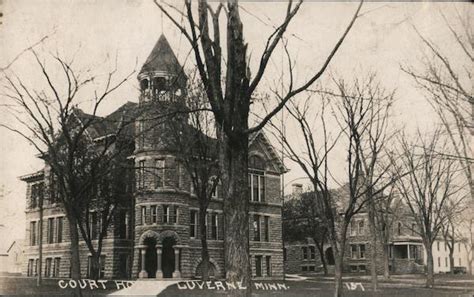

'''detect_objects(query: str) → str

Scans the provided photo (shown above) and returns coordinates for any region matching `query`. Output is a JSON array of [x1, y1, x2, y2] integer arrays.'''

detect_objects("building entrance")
[[162, 237, 176, 278]]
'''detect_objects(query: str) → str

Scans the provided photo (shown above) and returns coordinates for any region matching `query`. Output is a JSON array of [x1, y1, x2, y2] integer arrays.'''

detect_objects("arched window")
[[153, 77, 167, 94], [248, 155, 265, 202], [140, 79, 149, 91]]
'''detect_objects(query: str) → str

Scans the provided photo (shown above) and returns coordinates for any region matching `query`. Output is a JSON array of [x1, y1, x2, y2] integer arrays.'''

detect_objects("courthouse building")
[[20, 34, 286, 280]]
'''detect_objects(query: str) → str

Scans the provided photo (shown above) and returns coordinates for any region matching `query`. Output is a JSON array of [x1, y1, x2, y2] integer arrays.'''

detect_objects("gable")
[[249, 131, 287, 175]]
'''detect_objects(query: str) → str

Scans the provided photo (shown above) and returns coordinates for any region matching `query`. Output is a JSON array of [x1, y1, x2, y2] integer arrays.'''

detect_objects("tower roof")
[[140, 34, 183, 76]]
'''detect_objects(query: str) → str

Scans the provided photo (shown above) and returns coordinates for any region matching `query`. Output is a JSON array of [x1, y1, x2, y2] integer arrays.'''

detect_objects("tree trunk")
[[333, 251, 344, 297], [37, 199, 43, 286], [382, 243, 390, 279], [449, 252, 455, 275], [199, 206, 210, 281], [67, 213, 83, 297], [315, 242, 328, 275], [89, 252, 101, 281], [220, 130, 251, 297], [425, 244, 435, 288], [368, 198, 378, 292]]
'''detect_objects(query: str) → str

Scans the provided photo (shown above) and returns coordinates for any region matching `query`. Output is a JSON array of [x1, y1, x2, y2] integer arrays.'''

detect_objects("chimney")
[[292, 183, 303, 195]]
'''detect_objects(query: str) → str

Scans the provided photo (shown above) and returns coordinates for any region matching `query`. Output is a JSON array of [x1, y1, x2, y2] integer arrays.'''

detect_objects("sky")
[[0, 0, 471, 244]]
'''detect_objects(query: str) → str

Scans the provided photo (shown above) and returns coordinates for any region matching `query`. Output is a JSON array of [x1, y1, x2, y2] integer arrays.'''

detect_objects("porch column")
[[172, 245, 182, 278], [407, 244, 410, 259], [138, 245, 148, 278], [156, 244, 163, 279]]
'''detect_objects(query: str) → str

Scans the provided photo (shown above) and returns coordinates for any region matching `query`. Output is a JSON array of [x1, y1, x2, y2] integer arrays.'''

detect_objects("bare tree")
[[0, 49, 134, 295], [373, 183, 402, 279], [163, 76, 220, 280], [403, 12, 473, 210], [153, 1, 363, 294], [282, 191, 330, 274], [441, 198, 468, 274], [391, 129, 465, 288]]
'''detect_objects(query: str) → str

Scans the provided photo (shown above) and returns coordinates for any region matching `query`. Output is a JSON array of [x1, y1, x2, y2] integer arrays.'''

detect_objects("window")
[[351, 245, 358, 259], [302, 266, 308, 272], [140, 78, 149, 91], [56, 217, 63, 243], [411, 224, 416, 236], [359, 265, 366, 272], [89, 212, 98, 240], [438, 257, 441, 267], [172, 206, 178, 224], [255, 256, 262, 277], [358, 220, 364, 235], [53, 258, 60, 277], [190, 210, 198, 238], [445, 257, 448, 267], [249, 156, 265, 202], [437, 241, 440, 251], [49, 174, 57, 205], [27, 259, 34, 276], [458, 243, 461, 252], [163, 205, 169, 223], [264, 216, 270, 242], [266, 256, 272, 276], [444, 242, 447, 252], [211, 213, 218, 240], [302, 247, 308, 260], [140, 206, 146, 225], [30, 183, 43, 208], [137, 160, 146, 189], [34, 259, 38, 276], [350, 222, 356, 236], [249, 173, 265, 202], [397, 222, 402, 235], [459, 258, 462, 266], [30, 221, 37, 246], [47, 218, 54, 244], [359, 245, 366, 259], [151, 205, 157, 224], [117, 211, 127, 239], [45, 258, 52, 277], [155, 159, 165, 188], [310, 246, 316, 259], [253, 215, 261, 241]]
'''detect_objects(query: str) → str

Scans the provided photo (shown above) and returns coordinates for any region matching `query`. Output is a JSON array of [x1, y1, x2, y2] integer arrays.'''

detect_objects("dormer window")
[[140, 79, 149, 91]]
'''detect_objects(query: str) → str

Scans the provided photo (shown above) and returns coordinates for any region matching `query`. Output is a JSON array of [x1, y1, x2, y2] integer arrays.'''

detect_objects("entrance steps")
[[108, 279, 180, 296]]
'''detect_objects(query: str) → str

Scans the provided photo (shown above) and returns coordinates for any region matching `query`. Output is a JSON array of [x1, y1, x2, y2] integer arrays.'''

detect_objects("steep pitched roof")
[[140, 34, 183, 75], [249, 130, 288, 174]]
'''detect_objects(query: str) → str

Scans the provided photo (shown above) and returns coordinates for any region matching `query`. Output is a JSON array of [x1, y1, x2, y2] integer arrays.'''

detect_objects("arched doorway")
[[162, 237, 176, 278], [144, 237, 157, 278], [325, 247, 335, 265], [195, 260, 217, 279]]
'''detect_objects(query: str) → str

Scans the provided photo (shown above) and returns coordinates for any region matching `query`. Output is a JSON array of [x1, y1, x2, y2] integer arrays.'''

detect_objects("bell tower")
[[137, 34, 187, 104], [135, 34, 188, 153]]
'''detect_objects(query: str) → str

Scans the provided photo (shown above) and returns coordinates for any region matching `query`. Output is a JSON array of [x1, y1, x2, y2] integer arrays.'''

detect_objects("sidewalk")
[[108, 280, 180, 297]]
